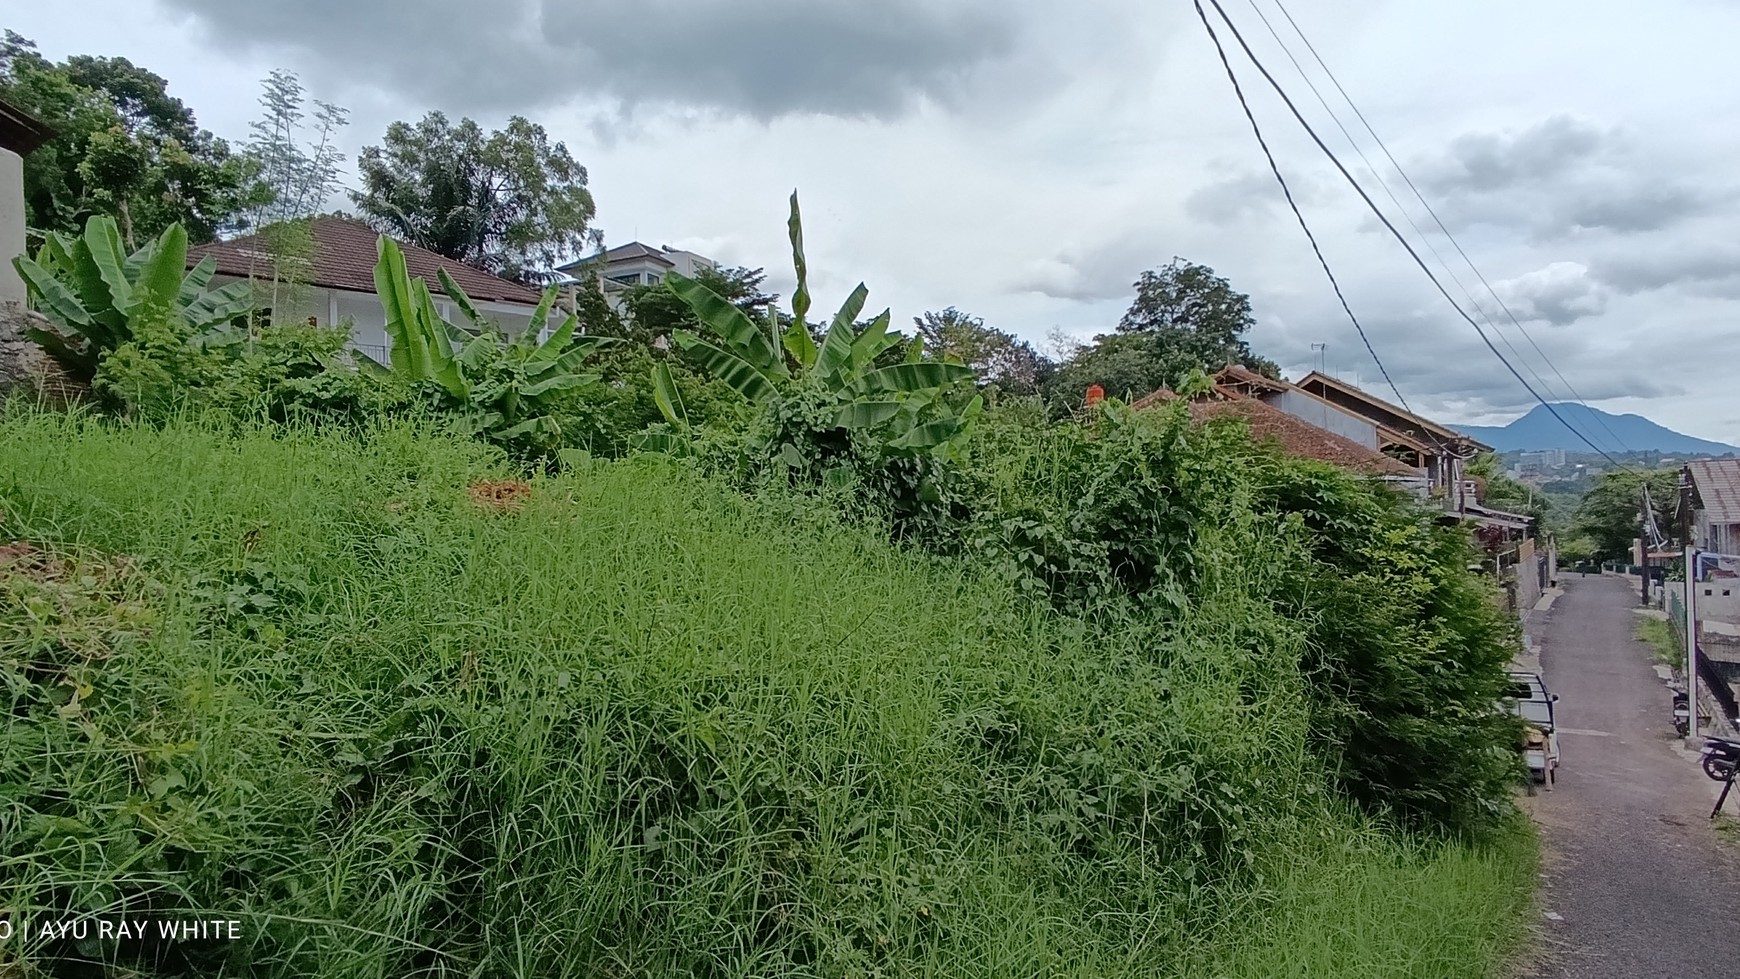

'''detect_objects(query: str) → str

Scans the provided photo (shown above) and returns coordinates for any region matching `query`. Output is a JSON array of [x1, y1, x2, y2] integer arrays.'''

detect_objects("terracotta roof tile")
[[186, 217, 544, 306], [1132, 388, 1421, 477], [1192, 397, 1422, 477]]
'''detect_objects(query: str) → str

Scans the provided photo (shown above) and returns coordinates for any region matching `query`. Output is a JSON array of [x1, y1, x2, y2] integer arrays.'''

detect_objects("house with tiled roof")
[[1292, 370, 1491, 509], [186, 217, 546, 362], [1133, 384, 1422, 479], [1685, 458, 1740, 555]]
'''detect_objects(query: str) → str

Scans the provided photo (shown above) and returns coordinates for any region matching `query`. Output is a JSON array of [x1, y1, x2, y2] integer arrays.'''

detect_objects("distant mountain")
[[1457, 403, 1740, 456]]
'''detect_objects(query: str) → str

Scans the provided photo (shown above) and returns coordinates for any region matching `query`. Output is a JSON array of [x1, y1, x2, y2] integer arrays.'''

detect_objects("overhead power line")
[[1237, 0, 1628, 459], [1255, 0, 1635, 459], [1187, 0, 1413, 413], [1194, 0, 1640, 474]]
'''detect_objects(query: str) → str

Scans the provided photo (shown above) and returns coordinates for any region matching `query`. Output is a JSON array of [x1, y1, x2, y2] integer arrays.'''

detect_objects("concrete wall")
[[1514, 538, 1543, 612], [1265, 388, 1380, 448], [0, 147, 26, 304]]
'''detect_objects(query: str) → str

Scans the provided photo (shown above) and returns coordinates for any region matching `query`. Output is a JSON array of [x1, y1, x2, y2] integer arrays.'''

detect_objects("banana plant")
[[12, 216, 255, 381], [372, 237, 615, 449], [653, 191, 980, 457]]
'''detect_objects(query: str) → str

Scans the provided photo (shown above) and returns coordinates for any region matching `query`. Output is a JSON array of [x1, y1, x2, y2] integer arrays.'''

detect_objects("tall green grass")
[[0, 411, 1535, 977]]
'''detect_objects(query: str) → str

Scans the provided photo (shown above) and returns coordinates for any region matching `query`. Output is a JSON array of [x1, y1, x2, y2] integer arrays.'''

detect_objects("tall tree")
[[912, 307, 1052, 395], [1574, 468, 1680, 563], [243, 69, 348, 227], [0, 30, 262, 246], [351, 112, 602, 284], [1043, 258, 1279, 408]]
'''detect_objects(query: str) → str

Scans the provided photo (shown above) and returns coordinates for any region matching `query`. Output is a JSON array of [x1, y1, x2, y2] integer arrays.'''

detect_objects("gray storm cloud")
[[162, 0, 1020, 119]]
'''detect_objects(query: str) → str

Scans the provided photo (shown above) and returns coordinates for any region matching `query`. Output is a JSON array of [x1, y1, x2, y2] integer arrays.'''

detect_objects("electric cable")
[[1259, 0, 1635, 459], [1195, 0, 1642, 475], [1189, 0, 1413, 414]]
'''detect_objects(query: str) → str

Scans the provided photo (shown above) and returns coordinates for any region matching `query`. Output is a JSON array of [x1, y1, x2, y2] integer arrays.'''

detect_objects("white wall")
[[206, 275, 539, 361], [0, 147, 26, 304]]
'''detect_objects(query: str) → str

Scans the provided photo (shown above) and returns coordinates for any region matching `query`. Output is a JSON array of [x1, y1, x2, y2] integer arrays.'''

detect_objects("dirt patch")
[[466, 479, 533, 513], [0, 539, 72, 581]]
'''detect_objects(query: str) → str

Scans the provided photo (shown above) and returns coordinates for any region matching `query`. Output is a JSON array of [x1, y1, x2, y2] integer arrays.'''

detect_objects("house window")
[[609, 274, 640, 286]]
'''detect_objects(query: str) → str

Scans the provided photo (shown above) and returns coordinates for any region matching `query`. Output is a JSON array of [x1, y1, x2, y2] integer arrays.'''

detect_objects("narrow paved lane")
[[1522, 573, 1740, 978]]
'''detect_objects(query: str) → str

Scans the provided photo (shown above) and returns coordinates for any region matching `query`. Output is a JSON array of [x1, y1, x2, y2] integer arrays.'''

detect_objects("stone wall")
[[0, 302, 83, 405]]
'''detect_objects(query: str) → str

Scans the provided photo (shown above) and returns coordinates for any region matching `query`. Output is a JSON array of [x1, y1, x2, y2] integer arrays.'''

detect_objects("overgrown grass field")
[[1, 411, 1535, 977]]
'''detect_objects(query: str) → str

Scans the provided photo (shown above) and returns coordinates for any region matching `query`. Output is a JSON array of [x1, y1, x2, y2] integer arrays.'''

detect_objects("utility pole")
[[1688, 542, 1700, 743], [1640, 487, 1651, 607], [1681, 468, 1700, 743]]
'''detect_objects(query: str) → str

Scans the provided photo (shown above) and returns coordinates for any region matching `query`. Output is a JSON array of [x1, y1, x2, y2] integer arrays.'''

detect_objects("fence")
[[1667, 592, 1740, 723]]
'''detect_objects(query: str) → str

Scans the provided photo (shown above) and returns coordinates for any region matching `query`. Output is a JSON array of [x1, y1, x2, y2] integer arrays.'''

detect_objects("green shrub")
[[1257, 458, 1523, 836]]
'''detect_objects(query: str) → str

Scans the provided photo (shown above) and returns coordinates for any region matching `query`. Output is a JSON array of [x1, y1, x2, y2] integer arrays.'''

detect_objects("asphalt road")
[[1520, 573, 1740, 979]]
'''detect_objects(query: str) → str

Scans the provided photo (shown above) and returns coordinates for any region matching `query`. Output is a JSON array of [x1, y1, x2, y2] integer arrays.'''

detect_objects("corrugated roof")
[[1688, 458, 1740, 523], [186, 217, 544, 306]]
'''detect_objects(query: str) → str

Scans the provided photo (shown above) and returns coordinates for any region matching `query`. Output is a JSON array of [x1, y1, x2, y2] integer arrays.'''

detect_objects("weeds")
[[0, 410, 1537, 977]]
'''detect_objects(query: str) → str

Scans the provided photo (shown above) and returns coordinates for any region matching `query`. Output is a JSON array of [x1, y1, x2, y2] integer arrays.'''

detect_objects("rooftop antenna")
[[1311, 342, 1327, 374]]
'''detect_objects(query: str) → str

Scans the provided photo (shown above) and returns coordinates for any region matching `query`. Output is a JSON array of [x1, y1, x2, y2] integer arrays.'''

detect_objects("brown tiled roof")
[[186, 217, 543, 306], [1688, 458, 1740, 524], [1134, 388, 1421, 477]]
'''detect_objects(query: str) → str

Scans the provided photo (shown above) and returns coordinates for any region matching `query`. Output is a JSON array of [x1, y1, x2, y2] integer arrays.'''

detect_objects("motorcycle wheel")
[[1702, 755, 1734, 782]]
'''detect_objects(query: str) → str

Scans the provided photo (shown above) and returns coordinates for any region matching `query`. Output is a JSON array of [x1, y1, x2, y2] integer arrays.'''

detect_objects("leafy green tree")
[[1044, 259, 1278, 409], [912, 307, 1052, 396], [351, 112, 601, 284], [1574, 468, 1679, 562], [0, 31, 263, 246]]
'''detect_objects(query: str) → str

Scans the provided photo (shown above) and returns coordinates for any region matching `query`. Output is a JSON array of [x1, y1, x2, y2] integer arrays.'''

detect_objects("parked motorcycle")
[[1675, 692, 1690, 738], [1699, 735, 1740, 818]]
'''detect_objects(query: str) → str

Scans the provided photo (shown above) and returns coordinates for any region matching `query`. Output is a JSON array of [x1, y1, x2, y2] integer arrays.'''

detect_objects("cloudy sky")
[[15, 0, 1740, 443]]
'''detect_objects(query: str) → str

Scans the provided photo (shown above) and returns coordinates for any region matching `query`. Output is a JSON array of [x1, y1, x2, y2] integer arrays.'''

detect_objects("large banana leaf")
[[814, 284, 869, 382], [183, 282, 255, 330], [788, 190, 811, 328], [81, 217, 134, 318], [64, 240, 126, 338], [436, 267, 491, 330], [889, 415, 968, 451], [847, 309, 896, 375], [672, 331, 780, 404], [666, 273, 785, 377], [181, 256, 217, 299], [849, 362, 975, 396], [835, 399, 903, 430], [374, 238, 420, 375], [651, 362, 688, 428], [527, 311, 577, 368], [132, 223, 189, 314], [520, 372, 598, 397], [12, 256, 95, 331], [782, 314, 817, 370]]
